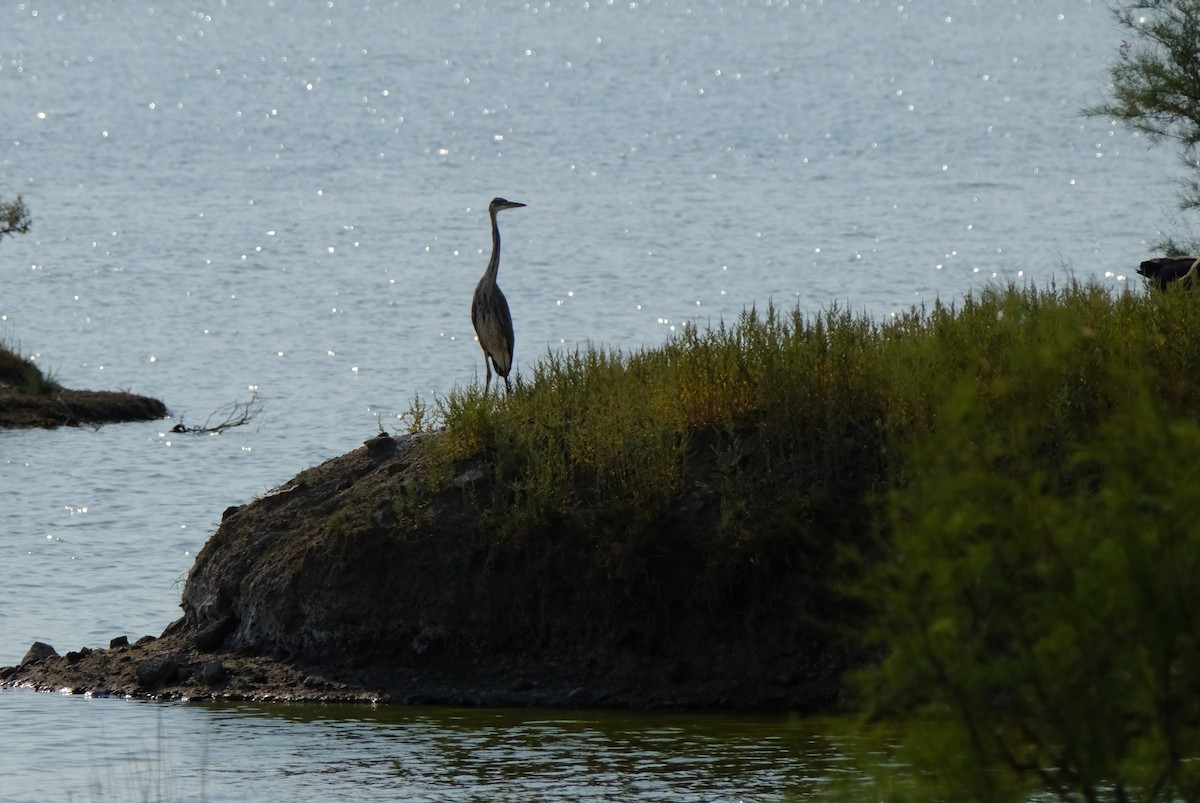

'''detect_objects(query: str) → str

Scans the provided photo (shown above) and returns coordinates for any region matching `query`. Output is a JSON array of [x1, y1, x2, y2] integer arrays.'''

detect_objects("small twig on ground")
[[171, 393, 264, 434]]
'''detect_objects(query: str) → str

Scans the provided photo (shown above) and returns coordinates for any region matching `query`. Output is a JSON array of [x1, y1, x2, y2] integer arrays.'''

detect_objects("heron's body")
[[471, 197, 525, 392], [1138, 256, 1200, 290]]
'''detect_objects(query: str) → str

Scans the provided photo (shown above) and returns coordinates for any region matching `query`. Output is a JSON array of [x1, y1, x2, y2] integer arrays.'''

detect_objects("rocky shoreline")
[[1, 625, 842, 709], [2, 633, 394, 705], [3, 431, 863, 710]]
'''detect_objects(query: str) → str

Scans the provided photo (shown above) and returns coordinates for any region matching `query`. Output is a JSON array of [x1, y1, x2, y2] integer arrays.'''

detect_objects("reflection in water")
[[196, 702, 861, 801], [1, 690, 878, 802]]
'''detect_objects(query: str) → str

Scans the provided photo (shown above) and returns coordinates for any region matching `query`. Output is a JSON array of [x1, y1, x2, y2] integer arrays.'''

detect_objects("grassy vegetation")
[[406, 300, 897, 621], [0, 341, 61, 395], [406, 280, 1200, 801], [410, 280, 1200, 546]]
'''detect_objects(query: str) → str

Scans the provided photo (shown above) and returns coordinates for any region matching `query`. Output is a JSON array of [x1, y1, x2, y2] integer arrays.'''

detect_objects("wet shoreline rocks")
[[1, 633, 366, 703]]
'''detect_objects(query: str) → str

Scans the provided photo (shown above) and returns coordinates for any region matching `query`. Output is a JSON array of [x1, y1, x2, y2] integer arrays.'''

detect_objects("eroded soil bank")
[[0, 385, 166, 429], [3, 432, 865, 710]]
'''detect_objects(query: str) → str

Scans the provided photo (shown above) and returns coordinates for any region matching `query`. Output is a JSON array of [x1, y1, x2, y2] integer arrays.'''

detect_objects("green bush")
[[857, 286, 1200, 802]]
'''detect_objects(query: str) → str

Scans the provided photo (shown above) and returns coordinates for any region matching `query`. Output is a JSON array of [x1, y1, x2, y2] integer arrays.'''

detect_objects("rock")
[[134, 635, 158, 647], [194, 615, 236, 652], [135, 657, 179, 688], [109, 635, 129, 649], [201, 661, 225, 685], [21, 642, 58, 665], [364, 434, 397, 459]]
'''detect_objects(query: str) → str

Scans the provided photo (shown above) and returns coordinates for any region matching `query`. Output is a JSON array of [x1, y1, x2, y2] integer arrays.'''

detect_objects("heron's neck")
[[483, 210, 502, 285]]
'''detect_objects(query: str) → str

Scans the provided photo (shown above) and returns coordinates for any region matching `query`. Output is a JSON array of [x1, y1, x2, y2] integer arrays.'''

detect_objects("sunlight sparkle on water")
[[0, 1, 1178, 796]]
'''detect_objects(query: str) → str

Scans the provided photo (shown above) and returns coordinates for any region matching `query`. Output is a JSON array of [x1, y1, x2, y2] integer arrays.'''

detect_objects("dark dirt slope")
[[0, 385, 166, 429], [3, 431, 865, 709]]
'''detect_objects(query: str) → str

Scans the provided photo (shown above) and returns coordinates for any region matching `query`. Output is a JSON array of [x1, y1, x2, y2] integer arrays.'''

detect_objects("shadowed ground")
[[1, 431, 860, 710]]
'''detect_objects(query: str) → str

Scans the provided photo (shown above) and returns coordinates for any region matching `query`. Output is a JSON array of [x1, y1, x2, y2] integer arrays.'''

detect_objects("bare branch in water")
[[171, 393, 264, 434]]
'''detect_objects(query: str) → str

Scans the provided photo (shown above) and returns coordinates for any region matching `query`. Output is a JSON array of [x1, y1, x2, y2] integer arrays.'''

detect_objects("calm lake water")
[[0, 0, 1178, 798], [0, 691, 880, 801]]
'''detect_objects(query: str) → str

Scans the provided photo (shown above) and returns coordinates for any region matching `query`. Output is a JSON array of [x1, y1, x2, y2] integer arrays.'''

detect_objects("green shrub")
[[857, 285, 1200, 802]]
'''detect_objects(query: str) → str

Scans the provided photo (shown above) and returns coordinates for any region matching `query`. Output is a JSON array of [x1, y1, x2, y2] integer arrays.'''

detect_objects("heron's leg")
[[504, 375, 512, 394], [484, 358, 493, 394]]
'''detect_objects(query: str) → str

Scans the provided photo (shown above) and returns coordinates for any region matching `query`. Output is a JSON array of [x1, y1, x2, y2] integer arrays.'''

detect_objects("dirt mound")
[[0, 386, 166, 429], [3, 432, 864, 709]]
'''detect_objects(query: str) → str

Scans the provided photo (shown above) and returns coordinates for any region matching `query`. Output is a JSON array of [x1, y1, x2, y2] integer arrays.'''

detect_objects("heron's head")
[[490, 197, 526, 214]]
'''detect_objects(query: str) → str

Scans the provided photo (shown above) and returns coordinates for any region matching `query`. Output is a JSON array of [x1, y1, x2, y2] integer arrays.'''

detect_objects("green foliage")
[[424, 344, 689, 537], [410, 283, 1194, 557], [412, 304, 894, 549], [0, 341, 61, 395], [0, 195, 30, 240], [1087, 1, 1200, 249], [857, 284, 1200, 802]]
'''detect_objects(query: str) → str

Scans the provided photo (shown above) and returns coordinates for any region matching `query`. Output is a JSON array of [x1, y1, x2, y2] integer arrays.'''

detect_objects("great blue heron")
[[471, 197, 525, 393], [1138, 256, 1200, 290]]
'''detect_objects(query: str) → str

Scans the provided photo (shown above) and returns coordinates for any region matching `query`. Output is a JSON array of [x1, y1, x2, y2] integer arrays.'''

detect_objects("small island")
[[11, 6, 1200, 795], [0, 198, 166, 430], [0, 344, 166, 429], [7, 281, 1200, 802]]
